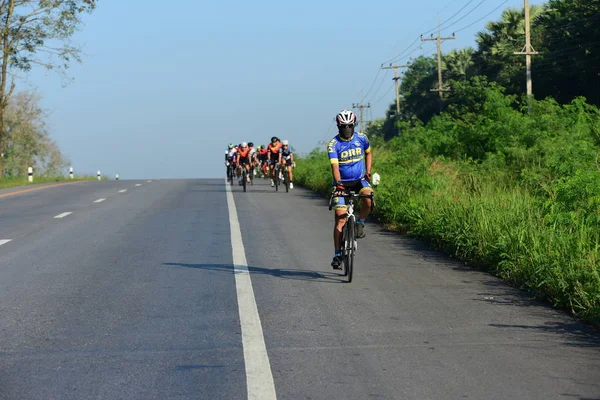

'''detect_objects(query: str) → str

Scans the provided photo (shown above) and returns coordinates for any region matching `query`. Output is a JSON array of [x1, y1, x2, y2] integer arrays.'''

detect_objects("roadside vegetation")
[[0, 1, 98, 180], [297, 0, 600, 325], [0, 175, 96, 190]]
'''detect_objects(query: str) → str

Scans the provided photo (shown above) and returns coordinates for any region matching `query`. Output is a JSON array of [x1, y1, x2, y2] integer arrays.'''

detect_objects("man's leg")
[[331, 196, 347, 269], [356, 183, 373, 239]]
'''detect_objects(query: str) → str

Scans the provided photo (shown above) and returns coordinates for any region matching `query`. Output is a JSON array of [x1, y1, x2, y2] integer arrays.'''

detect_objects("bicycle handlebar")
[[328, 190, 375, 212]]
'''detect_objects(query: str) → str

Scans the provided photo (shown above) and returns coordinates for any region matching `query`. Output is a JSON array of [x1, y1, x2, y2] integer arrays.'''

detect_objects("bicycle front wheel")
[[243, 170, 247, 192], [344, 218, 355, 282]]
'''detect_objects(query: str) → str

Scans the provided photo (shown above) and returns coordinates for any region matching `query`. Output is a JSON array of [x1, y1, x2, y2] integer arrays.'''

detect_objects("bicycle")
[[226, 161, 235, 185], [241, 166, 248, 192], [281, 164, 289, 193], [272, 162, 280, 192], [249, 163, 255, 186], [328, 189, 375, 283]]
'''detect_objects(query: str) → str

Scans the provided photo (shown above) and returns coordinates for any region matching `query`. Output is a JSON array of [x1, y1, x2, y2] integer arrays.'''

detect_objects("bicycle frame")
[[328, 190, 375, 282]]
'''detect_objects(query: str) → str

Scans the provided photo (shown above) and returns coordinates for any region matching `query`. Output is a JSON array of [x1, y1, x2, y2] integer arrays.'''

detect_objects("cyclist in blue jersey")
[[328, 109, 373, 269]]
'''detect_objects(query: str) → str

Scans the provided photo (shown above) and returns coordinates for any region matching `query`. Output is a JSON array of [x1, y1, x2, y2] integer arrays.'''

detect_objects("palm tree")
[[443, 48, 475, 82], [472, 5, 545, 92]]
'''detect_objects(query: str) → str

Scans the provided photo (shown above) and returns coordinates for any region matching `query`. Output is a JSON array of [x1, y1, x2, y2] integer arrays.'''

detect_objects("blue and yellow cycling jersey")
[[328, 133, 371, 182]]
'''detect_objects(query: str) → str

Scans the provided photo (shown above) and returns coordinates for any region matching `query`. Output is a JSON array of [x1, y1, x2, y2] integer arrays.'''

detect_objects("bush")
[[296, 87, 600, 325]]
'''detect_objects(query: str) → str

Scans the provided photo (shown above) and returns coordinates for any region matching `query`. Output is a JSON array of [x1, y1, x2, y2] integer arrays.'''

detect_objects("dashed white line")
[[118, 189, 127, 193], [94, 198, 106, 203], [0, 239, 12, 247], [135, 184, 142, 187], [54, 212, 72, 219], [225, 179, 276, 400], [147, 180, 152, 183]]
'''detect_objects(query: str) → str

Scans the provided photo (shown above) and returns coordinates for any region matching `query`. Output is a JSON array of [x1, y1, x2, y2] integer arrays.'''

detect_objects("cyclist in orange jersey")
[[267, 136, 282, 187]]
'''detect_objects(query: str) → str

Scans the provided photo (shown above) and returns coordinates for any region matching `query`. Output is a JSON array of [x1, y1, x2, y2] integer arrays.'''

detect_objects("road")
[[0, 178, 598, 399]]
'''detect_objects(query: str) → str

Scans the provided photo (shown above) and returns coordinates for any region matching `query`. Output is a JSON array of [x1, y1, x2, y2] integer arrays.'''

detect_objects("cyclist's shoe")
[[289, 182, 294, 189], [331, 255, 343, 270], [270, 180, 275, 187], [356, 222, 366, 239]]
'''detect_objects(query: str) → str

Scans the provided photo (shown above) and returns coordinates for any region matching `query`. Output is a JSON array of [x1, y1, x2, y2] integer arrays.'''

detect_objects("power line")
[[371, 85, 395, 105], [365, 69, 390, 104], [440, 0, 488, 33], [382, 37, 422, 65], [423, 0, 477, 36], [360, 68, 382, 103], [319, 117, 336, 145], [453, 0, 509, 34]]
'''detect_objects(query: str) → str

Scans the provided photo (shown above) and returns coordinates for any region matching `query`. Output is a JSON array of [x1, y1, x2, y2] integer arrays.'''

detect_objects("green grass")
[[0, 175, 97, 189], [295, 148, 600, 326]]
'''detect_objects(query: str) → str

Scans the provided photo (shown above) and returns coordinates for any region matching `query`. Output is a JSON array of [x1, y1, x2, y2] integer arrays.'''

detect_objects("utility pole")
[[381, 63, 410, 119], [514, 0, 539, 112], [352, 102, 371, 133], [421, 13, 455, 110]]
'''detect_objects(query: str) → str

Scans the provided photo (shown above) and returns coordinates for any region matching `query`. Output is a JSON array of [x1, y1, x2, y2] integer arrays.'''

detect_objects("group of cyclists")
[[224, 109, 374, 271], [225, 137, 295, 189]]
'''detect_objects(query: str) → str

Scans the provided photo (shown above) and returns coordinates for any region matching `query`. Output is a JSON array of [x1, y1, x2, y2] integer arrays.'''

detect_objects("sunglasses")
[[339, 124, 354, 128]]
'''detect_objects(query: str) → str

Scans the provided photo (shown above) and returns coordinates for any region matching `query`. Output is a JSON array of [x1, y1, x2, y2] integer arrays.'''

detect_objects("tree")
[[3, 91, 68, 176], [535, 0, 600, 105], [472, 5, 545, 94], [443, 48, 475, 81], [398, 55, 438, 124], [0, 0, 97, 176]]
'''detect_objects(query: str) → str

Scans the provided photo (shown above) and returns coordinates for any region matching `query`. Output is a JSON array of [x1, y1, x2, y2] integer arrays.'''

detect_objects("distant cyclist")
[[258, 145, 269, 176], [248, 142, 258, 176], [236, 142, 252, 185], [279, 140, 295, 189], [328, 110, 373, 269], [267, 136, 282, 187], [225, 143, 237, 182]]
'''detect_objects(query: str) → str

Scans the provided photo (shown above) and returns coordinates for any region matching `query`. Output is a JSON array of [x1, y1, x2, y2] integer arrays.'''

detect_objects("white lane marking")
[[118, 189, 127, 193], [225, 179, 277, 400], [146, 180, 152, 183], [94, 198, 106, 203], [135, 184, 142, 187], [54, 212, 72, 219], [0, 239, 12, 246]]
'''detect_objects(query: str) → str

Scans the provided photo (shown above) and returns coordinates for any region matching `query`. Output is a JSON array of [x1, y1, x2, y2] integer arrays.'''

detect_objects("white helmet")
[[336, 109, 356, 125], [241, 142, 248, 148], [282, 140, 289, 145]]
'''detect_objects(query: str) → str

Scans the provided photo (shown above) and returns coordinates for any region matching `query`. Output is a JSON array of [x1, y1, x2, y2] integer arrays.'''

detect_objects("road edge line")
[[225, 179, 277, 400]]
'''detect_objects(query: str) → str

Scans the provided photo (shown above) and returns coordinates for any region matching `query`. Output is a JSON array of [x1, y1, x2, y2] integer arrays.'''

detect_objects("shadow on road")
[[370, 227, 600, 345], [163, 263, 346, 284], [489, 321, 600, 349]]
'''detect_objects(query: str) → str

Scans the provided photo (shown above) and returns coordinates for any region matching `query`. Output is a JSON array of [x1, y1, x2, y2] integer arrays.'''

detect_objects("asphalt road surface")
[[0, 178, 598, 400]]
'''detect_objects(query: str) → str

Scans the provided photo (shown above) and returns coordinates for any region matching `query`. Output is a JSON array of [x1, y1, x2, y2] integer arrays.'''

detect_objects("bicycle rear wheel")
[[344, 218, 355, 282]]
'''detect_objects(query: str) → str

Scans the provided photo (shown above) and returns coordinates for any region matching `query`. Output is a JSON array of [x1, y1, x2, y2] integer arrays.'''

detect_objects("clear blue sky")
[[23, 0, 544, 179]]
